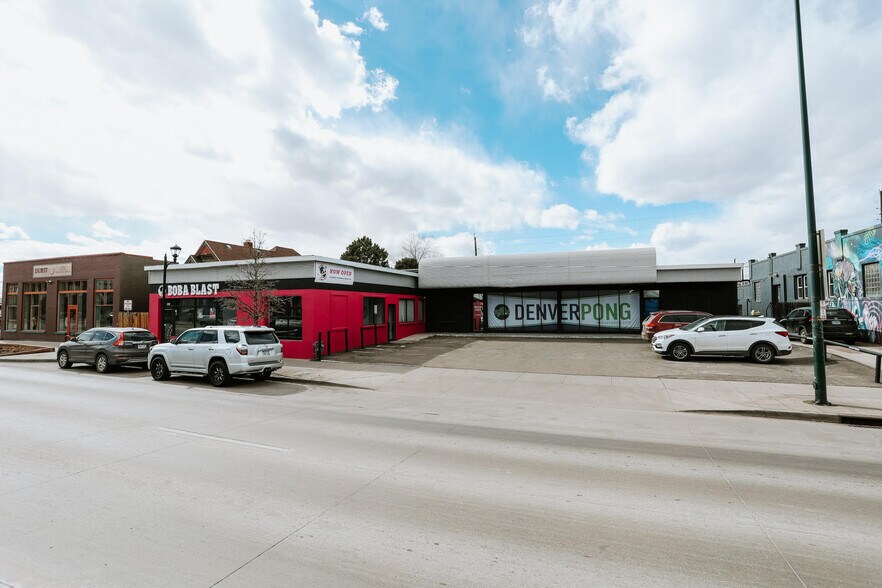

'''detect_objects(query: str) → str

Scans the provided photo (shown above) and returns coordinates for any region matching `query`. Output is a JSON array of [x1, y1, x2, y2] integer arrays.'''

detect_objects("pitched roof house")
[[186, 239, 300, 263]]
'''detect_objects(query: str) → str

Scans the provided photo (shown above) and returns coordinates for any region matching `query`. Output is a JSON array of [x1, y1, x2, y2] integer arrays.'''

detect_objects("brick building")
[[1, 253, 160, 341]]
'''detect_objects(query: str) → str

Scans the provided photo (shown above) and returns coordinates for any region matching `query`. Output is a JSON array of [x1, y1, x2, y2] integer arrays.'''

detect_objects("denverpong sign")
[[487, 292, 640, 329], [314, 262, 354, 285]]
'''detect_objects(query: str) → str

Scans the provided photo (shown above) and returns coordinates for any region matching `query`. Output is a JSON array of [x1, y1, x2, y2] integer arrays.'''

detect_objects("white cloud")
[[433, 232, 496, 257], [524, 0, 882, 263], [340, 22, 363, 36], [537, 66, 571, 102], [0, 1, 555, 267], [363, 7, 388, 32], [91, 220, 127, 239], [0, 223, 29, 240], [536, 203, 581, 229]]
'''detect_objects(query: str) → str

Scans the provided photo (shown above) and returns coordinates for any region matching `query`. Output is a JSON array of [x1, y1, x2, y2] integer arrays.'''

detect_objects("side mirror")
[[70, 336, 78, 342], [696, 327, 705, 333], [170, 336, 178, 344]]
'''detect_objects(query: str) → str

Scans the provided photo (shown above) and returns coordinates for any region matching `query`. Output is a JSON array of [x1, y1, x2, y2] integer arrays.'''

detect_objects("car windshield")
[[681, 318, 710, 331], [245, 331, 279, 345]]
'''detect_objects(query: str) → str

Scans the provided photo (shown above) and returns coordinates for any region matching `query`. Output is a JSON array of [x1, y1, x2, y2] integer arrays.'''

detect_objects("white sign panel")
[[33, 262, 72, 279], [487, 292, 641, 330], [123, 299, 133, 311], [158, 283, 221, 297], [315, 262, 354, 285]]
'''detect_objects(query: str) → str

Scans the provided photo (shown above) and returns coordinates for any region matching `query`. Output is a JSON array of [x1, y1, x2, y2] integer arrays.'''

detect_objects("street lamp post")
[[160, 244, 182, 343], [793, 0, 828, 405]]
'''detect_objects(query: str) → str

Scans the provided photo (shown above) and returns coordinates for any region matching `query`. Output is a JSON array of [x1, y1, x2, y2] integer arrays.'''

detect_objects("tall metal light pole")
[[160, 244, 182, 343], [794, 0, 828, 405]]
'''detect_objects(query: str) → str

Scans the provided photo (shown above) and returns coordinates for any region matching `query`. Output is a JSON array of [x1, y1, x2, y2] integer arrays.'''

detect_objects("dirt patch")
[[0, 344, 53, 356]]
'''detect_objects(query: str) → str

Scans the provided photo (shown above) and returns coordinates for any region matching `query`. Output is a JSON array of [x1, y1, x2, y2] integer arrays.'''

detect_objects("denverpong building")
[[419, 248, 741, 334]]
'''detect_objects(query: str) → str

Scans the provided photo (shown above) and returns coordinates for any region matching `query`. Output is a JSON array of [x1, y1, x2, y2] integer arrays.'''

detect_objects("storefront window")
[[95, 279, 113, 327], [165, 298, 237, 337], [418, 299, 424, 322], [22, 282, 47, 331], [398, 299, 415, 323], [271, 297, 302, 340], [363, 297, 385, 325], [5, 284, 19, 331], [487, 289, 640, 333], [57, 280, 87, 334]]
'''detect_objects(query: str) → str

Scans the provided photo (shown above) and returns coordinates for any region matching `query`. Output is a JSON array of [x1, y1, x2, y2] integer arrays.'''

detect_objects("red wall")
[[149, 289, 426, 359]]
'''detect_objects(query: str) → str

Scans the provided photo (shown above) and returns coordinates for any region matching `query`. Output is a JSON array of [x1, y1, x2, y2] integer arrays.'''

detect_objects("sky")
[[1, 0, 881, 284]]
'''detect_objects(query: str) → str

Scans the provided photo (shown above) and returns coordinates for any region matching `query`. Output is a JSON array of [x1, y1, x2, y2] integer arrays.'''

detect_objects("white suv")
[[148, 326, 283, 387], [651, 316, 792, 363]]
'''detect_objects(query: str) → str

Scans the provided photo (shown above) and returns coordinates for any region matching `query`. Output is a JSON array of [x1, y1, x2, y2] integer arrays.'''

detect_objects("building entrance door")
[[66, 306, 79, 339], [388, 304, 396, 342]]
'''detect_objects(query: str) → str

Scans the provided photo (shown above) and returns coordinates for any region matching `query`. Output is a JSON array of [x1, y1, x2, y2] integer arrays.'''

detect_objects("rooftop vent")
[[795, 243, 806, 249], [768, 252, 777, 258], [748, 259, 756, 264]]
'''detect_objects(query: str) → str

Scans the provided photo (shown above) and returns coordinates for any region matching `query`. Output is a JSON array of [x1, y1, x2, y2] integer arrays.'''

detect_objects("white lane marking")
[[156, 427, 288, 452]]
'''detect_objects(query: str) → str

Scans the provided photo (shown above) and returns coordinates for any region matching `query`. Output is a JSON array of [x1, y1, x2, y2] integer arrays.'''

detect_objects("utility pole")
[[794, 0, 828, 405], [473, 234, 478, 256]]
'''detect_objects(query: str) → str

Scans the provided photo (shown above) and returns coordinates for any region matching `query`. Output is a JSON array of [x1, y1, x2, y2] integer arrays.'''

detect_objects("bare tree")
[[399, 233, 440, 263], [220, 230, 285, 326]]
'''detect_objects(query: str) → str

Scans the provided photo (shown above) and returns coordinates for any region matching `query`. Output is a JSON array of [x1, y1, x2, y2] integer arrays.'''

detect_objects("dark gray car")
[[57, 328, 158, 373]]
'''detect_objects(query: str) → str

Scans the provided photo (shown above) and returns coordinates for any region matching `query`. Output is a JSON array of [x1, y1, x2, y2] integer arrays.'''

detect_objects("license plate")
[[138, 344, 146, 349], [259, 349, 269, 356], [831, 320, 840, 325]]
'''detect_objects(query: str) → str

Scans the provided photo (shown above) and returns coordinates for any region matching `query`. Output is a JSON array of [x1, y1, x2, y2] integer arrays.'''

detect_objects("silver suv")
[[148, 326, 283, 387]]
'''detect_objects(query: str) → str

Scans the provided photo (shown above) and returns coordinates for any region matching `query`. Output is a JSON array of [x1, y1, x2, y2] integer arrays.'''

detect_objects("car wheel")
[[57, 350, 72, 369], [95, 353, 110, 374], [151, 357, 171, 381], [751, 343, 776, 364], [669, 341, 692, 361], [251, 369, 272, 381], [798, 326, 809, 344], [209, 360, 231, 387]]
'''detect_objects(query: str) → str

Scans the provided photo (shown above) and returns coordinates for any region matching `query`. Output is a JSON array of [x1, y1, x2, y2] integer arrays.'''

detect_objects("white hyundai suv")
[[651, 316, 792, 363], [148, 326, 284, 387]]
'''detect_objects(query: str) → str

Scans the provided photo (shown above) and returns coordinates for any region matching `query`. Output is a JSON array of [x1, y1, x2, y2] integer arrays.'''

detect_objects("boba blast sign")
[[487, 292, 640, 329]]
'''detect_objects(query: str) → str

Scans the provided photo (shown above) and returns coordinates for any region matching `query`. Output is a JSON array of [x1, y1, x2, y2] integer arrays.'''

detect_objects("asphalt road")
[[1, 362, 880, 587]]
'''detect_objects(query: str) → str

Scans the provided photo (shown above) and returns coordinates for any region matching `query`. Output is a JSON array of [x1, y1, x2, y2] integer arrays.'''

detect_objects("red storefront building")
[[145, 255, 425, 359]]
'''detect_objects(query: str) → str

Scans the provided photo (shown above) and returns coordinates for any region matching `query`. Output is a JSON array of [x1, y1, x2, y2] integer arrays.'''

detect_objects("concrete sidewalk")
[[274, 359, 882, 423]]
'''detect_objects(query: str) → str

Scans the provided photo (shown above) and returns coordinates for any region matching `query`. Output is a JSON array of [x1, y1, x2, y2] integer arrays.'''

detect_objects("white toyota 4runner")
[[148, 326, 283, 387]]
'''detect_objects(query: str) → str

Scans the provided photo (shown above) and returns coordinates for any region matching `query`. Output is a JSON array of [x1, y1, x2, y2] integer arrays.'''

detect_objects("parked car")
[[779, 307, 858, 344], [148, 326, 283, 387], [651, 316, 792, 363], [57, 327, 158, 372], [641, 310, 712, 341]]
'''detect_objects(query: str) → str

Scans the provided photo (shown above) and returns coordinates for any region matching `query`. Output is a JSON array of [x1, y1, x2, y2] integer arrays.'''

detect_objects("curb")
[[684, 409, 882, 427]]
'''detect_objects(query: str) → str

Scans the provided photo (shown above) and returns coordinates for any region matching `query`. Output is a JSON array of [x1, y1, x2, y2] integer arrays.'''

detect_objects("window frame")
[[22, 282, 48, 332], [398, 299, 416, 323], [794, 274, 808, 300], [862, 262, 880, 297], [271, 296, 303, 341], [754, 281, 762, 303], [4, 283, 19, 332], [363, 296, 385, 326], [95, 279, 114, 328], [57, 280, 88, 334]]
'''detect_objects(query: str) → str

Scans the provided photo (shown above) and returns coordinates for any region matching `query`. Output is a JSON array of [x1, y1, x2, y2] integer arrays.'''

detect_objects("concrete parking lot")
[[328, 335, 881, 387]]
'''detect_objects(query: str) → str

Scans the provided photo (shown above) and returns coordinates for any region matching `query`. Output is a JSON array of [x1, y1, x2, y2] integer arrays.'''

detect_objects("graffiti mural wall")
[[826, 227, 882, 342]]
